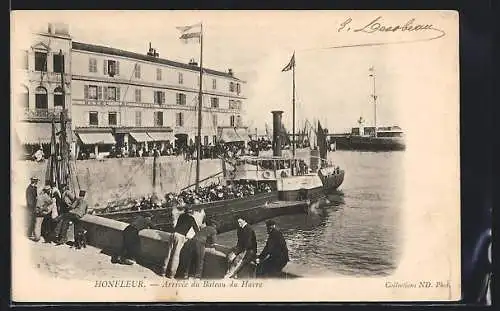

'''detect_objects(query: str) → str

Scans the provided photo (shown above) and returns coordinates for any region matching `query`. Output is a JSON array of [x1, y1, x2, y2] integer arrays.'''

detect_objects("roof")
[[72, 41, 243, 81]]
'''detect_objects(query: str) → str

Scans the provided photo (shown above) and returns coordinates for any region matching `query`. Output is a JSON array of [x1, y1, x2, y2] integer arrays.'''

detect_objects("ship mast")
[[292, 50, 296, 161], [195, 24, 204, 192], [369, 66, 377, 137]]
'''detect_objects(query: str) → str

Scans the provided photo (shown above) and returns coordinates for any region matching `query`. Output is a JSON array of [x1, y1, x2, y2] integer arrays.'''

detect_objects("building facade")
[[71, 41, 246, 157], [14, 23, 247, 159], [14, 23, 73, 158]]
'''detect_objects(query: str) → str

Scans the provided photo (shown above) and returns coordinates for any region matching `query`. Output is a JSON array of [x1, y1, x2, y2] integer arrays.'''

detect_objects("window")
[[213, 135, 217, 145], [212, 79, 217, 90], [86, 85, 98, 100], [89, 112, 98, 126], [156, 68, 162, 81], [236, 115, 242, 127], [212, 114, 218, 127], [54, 86, 63, 107], [21, 86, 29, 108], [104, 60, 119, 76], [236, 83, 241, 94], [53, 54, 64, 73], [229, 82, 235, 92], [154, 91, 165, 105], [178, 72, 183, 84], [154, 111, 163, 127], [176, 93, 186, 105], [135, 89, 141, 103], [229, 99, 239, 110], [204, 136, 209, 146], [176, 112, 184, 127], [108, 112, 117, 126], [135, 111, 142, 126], [35, 86, 47, 109], [210, 97, 219, 108], [34, 52, 47, 72], [88, 58, 97, 73], [134, 64, 141, 79], [230, 115, 235, 127], [106, 86, 118, 101]]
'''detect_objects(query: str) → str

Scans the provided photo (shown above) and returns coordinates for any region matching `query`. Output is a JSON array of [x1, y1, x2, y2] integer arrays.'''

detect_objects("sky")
[[12, 11, 458, 134]]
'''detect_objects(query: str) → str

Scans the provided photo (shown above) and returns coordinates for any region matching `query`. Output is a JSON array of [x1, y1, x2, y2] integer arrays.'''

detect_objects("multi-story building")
[[14, 23, 248, 159], [13, 23, 73, 158], [71, 41, 247, 157]]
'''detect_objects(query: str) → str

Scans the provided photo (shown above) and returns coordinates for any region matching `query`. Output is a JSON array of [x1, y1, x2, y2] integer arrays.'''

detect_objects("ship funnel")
[[271, 111, 284, 157]]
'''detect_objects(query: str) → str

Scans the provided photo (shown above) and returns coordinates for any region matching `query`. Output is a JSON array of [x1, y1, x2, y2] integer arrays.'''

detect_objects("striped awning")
[[129, 132, 154, 142], [77, 132, 116, 145], [147, 131, 174, 142], [15, 122, 61, 144]]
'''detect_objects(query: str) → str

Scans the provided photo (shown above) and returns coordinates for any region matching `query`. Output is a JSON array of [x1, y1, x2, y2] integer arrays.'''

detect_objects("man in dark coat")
[[225, 216, 257, 278], [25, 177, 38, 238], [256, 220, 289, 277], [112, 212, 155, 265]]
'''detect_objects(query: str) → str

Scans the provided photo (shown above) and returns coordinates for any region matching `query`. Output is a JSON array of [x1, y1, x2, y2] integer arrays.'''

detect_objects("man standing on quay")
[[25, 177, 38, 238], [256, 220, 289, 277], [162, 205, 199, 278]]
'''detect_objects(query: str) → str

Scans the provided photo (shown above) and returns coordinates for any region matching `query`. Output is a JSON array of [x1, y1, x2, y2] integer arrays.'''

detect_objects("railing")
[[22, 108, 68, 121], [72, 99, 241, 113]]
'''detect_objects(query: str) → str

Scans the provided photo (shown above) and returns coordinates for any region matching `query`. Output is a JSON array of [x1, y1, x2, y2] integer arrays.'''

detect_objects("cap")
[[42, 185, 51, 192], [265, 220, 277, 227], [79, 190, 87, 197], [30, 177, 39, 181]]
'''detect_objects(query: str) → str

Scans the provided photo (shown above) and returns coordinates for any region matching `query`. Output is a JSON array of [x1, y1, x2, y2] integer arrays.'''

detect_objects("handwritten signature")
[[322, 16, 447, 49]]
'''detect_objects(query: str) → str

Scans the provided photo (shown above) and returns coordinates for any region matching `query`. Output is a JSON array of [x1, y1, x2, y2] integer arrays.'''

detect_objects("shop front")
[[75, 128, 116, 159]]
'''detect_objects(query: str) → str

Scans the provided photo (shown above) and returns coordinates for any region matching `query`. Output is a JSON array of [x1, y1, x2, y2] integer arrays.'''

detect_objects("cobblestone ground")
[[29, 238, 159, 281]]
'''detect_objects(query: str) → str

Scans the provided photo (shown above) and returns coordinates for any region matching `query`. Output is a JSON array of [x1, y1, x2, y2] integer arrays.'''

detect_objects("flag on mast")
[[282, 53, 295, 72], [176, 23, 202, 43]]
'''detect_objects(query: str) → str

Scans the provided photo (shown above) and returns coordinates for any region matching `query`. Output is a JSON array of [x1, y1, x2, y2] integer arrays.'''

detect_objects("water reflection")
[[217, 151, 403, 277]]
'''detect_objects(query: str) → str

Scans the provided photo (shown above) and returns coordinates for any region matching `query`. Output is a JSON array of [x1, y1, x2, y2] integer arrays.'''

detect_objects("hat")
[[265, 220, 277, 227], [79, 190, 87, 197], [30, 177, 39, 181], [42, 185, 51, 192]]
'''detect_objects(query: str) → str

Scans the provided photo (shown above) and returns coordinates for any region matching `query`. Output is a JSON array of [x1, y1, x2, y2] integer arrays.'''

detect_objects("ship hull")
[[99, 191, 311, 233], [332, 136, 405, 151]]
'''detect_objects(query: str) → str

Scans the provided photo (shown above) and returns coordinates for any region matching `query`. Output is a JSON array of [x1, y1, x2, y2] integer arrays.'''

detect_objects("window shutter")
[[161, 92, 166, 104], [97, 86, 102, 100], [103, 87, 108, 100], [116, 87, 121, 102], [88, 59, 92, 72], [103, 60, 108, 75], [84, 85, 89, 99], [116, 61, 120, 75]]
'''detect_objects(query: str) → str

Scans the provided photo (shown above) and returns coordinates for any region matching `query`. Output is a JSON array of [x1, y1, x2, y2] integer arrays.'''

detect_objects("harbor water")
[[217, 151, 404, 277]]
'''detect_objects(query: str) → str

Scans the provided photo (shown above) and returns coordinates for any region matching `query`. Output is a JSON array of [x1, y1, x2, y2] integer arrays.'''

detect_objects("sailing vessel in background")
[[329, 67, 406, 151]]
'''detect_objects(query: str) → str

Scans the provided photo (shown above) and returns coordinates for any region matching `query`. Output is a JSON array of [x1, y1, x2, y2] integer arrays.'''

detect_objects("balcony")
[[21, 108, 69, 121]]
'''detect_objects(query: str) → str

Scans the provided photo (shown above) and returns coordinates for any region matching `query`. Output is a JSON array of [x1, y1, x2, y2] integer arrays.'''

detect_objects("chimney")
[[271, 111, 284, 157], [188, 58, 198, 66], [228, 69, 233, 76]]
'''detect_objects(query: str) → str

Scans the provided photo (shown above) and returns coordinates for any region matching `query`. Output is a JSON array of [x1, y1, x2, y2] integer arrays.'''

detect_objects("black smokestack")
[[271, 111, 284, 157]]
